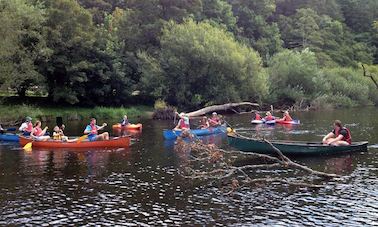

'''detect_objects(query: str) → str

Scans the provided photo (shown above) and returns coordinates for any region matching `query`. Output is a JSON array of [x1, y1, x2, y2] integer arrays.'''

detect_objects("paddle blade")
[[77, 135, 88, 143], [23, 142, 32, 150]]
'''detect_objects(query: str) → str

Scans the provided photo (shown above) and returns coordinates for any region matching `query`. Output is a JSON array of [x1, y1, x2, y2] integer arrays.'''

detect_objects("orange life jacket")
[[335, 127, 352, 144]]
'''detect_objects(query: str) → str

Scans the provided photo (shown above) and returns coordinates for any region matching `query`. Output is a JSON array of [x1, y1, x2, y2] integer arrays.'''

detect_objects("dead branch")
[[362, 64, 378, 89], [186, 102, 259, 117]]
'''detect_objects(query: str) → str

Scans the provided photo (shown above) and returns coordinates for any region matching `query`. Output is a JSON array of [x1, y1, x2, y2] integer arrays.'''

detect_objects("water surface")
[[0, 108, 377, 225]]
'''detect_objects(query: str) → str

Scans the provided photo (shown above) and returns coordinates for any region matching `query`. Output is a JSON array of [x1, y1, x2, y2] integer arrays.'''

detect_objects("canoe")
[[251, 120, 264, 124], [19, 136, 131, 149], [112, 123, 142, 130], [265, 120, 276, 125], [163, 126, 227, 140], [276, 119, 300, 125], [228, 135, 368, 156], [0, 133, 19, 142]]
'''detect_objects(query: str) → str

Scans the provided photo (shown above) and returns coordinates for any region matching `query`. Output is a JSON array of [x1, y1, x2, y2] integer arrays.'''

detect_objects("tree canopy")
[[1, 0, 377, 108]]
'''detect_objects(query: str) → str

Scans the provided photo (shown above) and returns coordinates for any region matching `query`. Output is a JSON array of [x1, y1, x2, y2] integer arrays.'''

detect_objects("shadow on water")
[[0, 108, 378, 225]]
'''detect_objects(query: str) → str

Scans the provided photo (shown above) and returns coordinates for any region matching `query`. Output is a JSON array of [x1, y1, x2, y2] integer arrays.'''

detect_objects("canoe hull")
[[276, 119, 300, 125], [163, 126, 227, 140], [19, 136, 131, 149], [251, 120, 264, 124], [0, 134, 19, 142], [228, 135, 368, 156]]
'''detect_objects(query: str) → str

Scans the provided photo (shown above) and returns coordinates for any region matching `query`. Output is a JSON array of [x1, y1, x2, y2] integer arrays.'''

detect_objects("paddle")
[[23, 141, 33, 150], [76, 135, 88, 143]]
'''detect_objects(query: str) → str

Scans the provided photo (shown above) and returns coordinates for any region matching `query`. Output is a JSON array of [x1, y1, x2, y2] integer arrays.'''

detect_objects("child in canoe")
[[199, 116, 210, 129], [31, 121, 50, 141], [209, 112, 221, 127], [120, 115, 130, 126], [174, 113, 190, 130], [53, 125, 77, 142]]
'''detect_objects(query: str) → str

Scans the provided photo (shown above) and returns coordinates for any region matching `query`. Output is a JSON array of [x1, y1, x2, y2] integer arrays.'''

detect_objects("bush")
[[311, 94, 356, 109]]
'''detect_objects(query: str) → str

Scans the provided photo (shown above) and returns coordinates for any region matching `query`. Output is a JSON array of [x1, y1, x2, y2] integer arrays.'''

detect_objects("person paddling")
[[84, 118, 109, 141], [279, 111, 293, 122], [199, 116, 210, 129], [120, 115, 130, 126], [174, 113, 190, 130], [263, 112, 275, 121], [322, 120, 352, 146], [19, 116, 33, 136], [31, 121, 50, 141], [253, 112, 262, 121], [209, 112, 221, 127]]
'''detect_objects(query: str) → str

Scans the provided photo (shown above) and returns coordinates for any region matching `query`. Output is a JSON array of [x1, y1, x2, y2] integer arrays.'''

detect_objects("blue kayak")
[[163, 126, 227, 140], [0, 133, 20, 142]]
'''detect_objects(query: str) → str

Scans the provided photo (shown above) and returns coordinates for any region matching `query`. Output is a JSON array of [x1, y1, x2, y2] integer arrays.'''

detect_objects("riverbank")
[[0, 105, 153, 125]]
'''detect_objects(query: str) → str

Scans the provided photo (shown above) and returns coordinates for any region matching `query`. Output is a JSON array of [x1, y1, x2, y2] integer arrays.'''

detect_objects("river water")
[[0, 108, 377, 225]]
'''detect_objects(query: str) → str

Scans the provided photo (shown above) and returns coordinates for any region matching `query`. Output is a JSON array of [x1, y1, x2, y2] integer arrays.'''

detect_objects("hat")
[[212, 112, 217, 115], [179, 112, 186, 118], [26, 116, 32, 121]]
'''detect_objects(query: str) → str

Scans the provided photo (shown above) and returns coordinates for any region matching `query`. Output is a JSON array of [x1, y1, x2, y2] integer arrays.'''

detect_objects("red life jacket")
[[283, 115, 293, 121], [34, 127, 43, 136], [255, 113, 262, 120], [26, 122, 33, 132], [90, 124, 98, 135], [265, 115, 274, 121], [335, 127, 352, 144], [179, 119, 189, 129]]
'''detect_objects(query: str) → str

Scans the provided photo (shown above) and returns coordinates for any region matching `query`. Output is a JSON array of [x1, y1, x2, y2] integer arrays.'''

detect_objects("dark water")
[[0, 108, 377, 225]]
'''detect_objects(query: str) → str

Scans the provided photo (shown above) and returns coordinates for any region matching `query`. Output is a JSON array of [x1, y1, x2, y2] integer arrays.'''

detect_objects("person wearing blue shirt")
[[84, 118, 109, 141]]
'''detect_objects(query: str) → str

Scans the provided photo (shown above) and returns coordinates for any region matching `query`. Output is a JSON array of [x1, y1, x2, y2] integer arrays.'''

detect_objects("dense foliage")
[[0, 0, 377, 108]]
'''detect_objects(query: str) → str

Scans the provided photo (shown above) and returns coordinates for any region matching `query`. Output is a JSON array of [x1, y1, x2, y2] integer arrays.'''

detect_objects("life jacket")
[[53, 132, 62, 140], [335, 127, 352, 144], [210, 117, 220, 126], [26, 122, 33, 132], [34, 127, 43, 137], [283, 115, 293, 121], [179, 118, 190, 129], [89, 124, 98, 135], [265, 115, 274, 121], [255, 113, 262, 120]]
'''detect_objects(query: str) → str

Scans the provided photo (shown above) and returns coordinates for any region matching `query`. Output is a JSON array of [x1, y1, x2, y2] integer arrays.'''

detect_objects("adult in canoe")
[[279, 111, 293, 122], [322, 120, 352, 146], [209, 112, 221, 127], [84, 118, 109, 141], [120, 115, 130, 126], [31, 121, 50, 141], [174, 113, 190, 130], [263, 112, 275, 121], [199, 116, 210, 129], [19, 116, 33, 136]]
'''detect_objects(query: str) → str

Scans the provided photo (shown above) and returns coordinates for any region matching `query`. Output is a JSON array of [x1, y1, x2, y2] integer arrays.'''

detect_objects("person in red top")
[[174, 113, 190, 130], [209, 112, 221, 127], [31, 120, 50, 141], [322, 120, 352, 146], [263, 112, 275, 121], [280, 111, 293, 122], [19, 116, 34, 136], [254, 112, 262, 120]]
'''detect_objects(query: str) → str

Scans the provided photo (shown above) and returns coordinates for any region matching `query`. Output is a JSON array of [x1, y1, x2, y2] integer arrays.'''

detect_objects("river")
[[0, 108, 377, 225]]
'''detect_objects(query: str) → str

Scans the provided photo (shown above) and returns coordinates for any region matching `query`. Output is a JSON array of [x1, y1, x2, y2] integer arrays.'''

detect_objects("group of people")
[[17, 116, 116, 142], [173, 112, 222, 131], [254, 111, 293, 122]]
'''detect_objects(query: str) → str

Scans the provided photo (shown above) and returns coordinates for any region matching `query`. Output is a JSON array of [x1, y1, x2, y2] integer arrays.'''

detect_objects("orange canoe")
[[19, 136, 131, 149], [112, 123, 142, 130]]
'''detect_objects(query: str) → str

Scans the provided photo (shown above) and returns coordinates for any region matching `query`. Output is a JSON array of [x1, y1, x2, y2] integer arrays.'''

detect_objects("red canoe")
[[19, 136, 131, 149], [112, 123, 143, 130]]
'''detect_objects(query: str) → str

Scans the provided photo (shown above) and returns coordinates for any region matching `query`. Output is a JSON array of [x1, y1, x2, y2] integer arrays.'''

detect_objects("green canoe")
[[228, 135, 368, 156]]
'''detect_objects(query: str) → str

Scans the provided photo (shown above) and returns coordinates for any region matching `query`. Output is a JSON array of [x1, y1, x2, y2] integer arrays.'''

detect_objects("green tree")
[[0, 0, 49, 97], [144, 19, 268, 108]]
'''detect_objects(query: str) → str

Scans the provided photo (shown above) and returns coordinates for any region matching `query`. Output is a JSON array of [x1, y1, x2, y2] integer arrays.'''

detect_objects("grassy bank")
[[0, 105, 153, 124]]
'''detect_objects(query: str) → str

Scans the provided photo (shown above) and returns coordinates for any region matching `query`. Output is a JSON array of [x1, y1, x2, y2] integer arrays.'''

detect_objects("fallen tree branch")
[[187, 102, 259, 117], [362, 64, 378, 89]]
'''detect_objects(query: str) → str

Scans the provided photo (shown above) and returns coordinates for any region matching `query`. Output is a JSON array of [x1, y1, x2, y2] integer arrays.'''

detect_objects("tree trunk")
[[186, 102, 259, 117]]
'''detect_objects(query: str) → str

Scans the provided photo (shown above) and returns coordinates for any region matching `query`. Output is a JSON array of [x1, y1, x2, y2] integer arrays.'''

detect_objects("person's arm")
[[84, 125, 91, 134], [30, 128, 36, 137], [97, 123, 107, 131], [41, 126, 48, 135], [19, 123, 26, 132], [322, 132, 335, 143], [327, 135, 344, 145]]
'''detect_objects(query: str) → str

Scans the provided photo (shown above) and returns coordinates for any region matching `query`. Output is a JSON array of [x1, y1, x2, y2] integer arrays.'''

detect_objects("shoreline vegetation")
[[0, 104, 152, 125]]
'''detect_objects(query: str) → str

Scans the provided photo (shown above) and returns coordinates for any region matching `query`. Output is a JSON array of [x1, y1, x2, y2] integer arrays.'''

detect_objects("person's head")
[[202, 116, 207, 121], [212, 112, 217, 118], [34, 120, 41, 127], [284, 111, 289, 116], [61, 124, 65, 130], [266, 112, 271, 116], [90, 118, 96, 125], [53, 126, 60, 132], [124, 115, 128, 119], [333, 120, 343, 130], [26, 116, 32, 123], [179, 112, 186, 119]]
